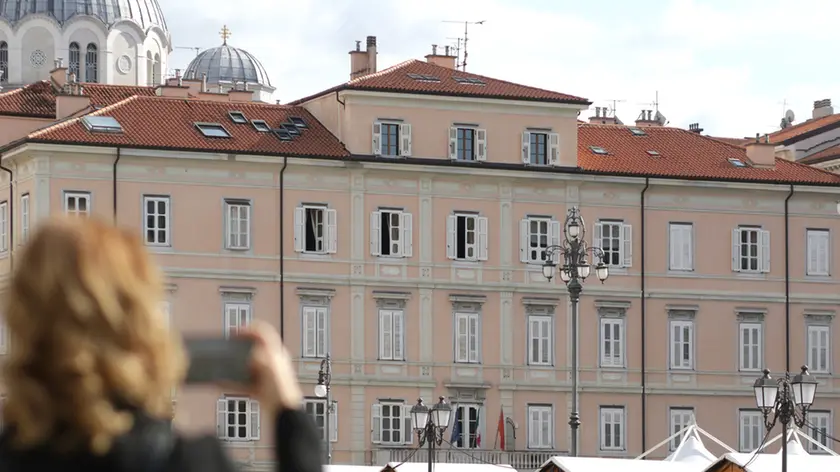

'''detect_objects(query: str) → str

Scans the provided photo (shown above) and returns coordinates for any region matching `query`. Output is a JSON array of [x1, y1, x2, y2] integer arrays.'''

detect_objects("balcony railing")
[[376, 447, 563, 471]]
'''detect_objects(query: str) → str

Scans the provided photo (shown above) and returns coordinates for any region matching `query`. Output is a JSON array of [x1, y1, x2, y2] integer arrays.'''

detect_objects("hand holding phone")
[[183, 337, 255, 385]]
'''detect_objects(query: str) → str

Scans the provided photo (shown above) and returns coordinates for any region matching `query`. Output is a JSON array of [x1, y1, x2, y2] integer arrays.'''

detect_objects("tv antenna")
[[637, 91, 668, 126], [602, 98, 626, 117], [446, 36, 462, 64], [442, 20, 485, 71]]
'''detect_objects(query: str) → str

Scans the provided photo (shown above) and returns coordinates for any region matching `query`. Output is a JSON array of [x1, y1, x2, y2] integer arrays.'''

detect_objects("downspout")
[[640, 177, 650, 453], [113, 148, 121, 221], [279, 156, 288, 340], [784, 184, 794, 372], [0, 155, 13, 270]]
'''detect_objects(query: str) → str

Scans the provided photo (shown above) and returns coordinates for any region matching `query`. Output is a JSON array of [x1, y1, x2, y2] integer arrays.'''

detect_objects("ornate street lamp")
[[315, 354, 334, 464], [753, 366, 818, 472], [411, 397, 452, 472], [542, 206, 609, 457]]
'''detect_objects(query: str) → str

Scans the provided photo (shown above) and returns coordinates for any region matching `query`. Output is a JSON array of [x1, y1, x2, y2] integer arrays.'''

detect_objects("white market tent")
[[701, 427, 840, 472], [382, 463, 515, 472]]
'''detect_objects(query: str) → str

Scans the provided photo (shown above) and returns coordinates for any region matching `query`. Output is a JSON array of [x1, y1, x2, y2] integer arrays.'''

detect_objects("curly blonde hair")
[[2, 216, 185, 454]]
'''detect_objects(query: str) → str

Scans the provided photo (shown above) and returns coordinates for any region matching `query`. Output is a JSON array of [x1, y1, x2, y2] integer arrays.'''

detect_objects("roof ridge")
[[0, 80, 50, 99], [347, 59, 419, 85], [29, 95, 142, 139], [781, 155, 840, 178], [431, 62, 588, 102], [127, 94, 303, 110]]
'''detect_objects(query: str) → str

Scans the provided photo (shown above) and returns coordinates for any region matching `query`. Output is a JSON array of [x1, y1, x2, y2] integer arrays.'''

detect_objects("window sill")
[[805, 274, 831, 280], [377, 359, 408, 363], [526, 364, 554, 370], [225, 246, 251, 252], [452, 259, 482, 266], [145, 245, 174, 253], [300, 252, 332, 259], [599, 365, 627, 371], [376, 255, 409, 261], [606, 266, 628, 275], [666, 269, 694, 274], [454, 361, 482, 365], [734, 271, 767, 279], [374, 444, 414, 449]]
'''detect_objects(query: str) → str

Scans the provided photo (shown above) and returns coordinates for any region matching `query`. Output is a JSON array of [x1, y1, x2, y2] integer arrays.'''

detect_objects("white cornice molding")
[[338, 89, 589, 113]]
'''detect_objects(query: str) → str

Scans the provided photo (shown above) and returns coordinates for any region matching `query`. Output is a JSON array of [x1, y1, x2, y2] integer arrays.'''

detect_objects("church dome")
[[0, 0, 168, 31], [184, 40, 271, 89]]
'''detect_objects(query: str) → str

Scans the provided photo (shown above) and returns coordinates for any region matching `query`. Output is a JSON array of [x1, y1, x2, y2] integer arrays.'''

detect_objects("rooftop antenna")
[[603, 98, 626, 118], [442, 20, 485, 71], [446, 36, 462, 64]]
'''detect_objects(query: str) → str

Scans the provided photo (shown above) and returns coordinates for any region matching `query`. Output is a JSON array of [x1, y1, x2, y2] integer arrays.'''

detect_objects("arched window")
[[68, 42, 80, 81], [153, 53, 161, 85], [146, 51, 153, 85], [0, 41, 8, 84], [85, 43, 98, 83]]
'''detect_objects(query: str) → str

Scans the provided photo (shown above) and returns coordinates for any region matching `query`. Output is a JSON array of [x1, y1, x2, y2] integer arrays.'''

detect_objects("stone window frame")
[[804, 309, 835, 374], [450, 294, 486, 364], [667, 305, 698, 370], [735, 307, 766, 373], [297, 288, 335, 359], [523, 297, 558, 366], [373, 291, 410, 362], [595, 300, 630, 369]]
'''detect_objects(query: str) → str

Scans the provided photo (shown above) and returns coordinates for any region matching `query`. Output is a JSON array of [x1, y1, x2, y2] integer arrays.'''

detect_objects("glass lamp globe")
[[791, 365, 818, 408], [567, 221, 581, 239], [314, 383, 328, 398]]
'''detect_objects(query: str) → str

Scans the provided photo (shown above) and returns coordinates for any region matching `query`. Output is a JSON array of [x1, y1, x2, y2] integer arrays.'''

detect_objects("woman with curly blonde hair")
[[0, 217, 321, 472]]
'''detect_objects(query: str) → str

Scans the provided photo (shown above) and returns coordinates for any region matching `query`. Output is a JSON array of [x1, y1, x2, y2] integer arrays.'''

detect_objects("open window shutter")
[[372, 122, 382, 155], [477, 216, 489, 261], [370, 211, 381, 256], [449, 127, 458, 160], [593, 223, 603, 253], [683, 225, 694, 270], [622, 223, 633, 268], [216, 398, 226, 439], [476, 129, 488, 161], [669, 225, 680, 270], [293, 207, 305, 252], [549, 220, 561, 263], [250, 400, 261, 440], [393, 311, 404, 360], [400, 124, 412, 157], [519, 219, 529, 263], [303, 307, 316, 357], [759, 230, 770, 273], [521, 132, 531, 164], [403, 406, 413, 444], [548, 133, 560, 166], [401, 213, 413, 257], [807, 231, 818, 274], [371, 403, 382, 443], [732, 228, 741, 272], [330, 401, 338, 442], [820, 232, 830, 275], [446, 215, 457, 259], [325, 209, 338, 254]]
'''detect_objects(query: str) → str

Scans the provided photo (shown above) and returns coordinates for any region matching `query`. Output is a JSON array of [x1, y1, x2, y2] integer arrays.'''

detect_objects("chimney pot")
[[595, 107, 601, 118], [276, 100, 281, 105], [175, 68, 181, 78], [366, 36, 376, 48], [432, 44, 438, 55], [355, 40, 361, 51], [445, 45, 450, 56]]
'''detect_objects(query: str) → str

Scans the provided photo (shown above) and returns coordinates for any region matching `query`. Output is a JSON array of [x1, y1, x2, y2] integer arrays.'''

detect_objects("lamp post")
[[753, 365, 818, 472], [541, 207, 609, 457], [314, 354, 333, 464], [411, 397, 453, 472]]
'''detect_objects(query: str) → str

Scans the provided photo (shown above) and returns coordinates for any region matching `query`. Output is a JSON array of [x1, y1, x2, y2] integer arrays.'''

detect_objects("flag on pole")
[[494, 409, 505, 450]]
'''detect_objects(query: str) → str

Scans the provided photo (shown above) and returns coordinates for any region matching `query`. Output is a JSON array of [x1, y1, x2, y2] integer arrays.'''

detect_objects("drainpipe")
[[279, 156, 288, 340], [0, 155, 13, 269], [113, 148, 121, 221], [784, 185, 794, 372], [639, 177, 650, 454]]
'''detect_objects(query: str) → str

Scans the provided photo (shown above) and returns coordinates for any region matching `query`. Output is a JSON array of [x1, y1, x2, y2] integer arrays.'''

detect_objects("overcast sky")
[[162, 0, 837, 138]]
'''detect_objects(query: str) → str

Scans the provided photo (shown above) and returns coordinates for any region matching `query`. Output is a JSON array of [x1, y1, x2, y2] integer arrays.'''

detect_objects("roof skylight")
[[81, 115, 123, 133], [629, 127, 647, 136], [273, 128, 294, 141], [228, 111, 247, 124], [289, 116, 308, 128], [453, 76, 486, 85], [590, 146, 609, 155], [252, 120, 270, 132], [646, 150, 660, 157], [407, 73, 441, 82], [728, 158, 748, 168], [194, 123, 231, 138]]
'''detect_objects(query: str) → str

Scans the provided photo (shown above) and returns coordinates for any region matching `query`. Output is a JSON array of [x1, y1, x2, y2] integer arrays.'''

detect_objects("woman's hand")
[[239, 321, 302, 413]]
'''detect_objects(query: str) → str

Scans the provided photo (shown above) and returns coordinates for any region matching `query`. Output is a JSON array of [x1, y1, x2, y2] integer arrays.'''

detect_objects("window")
[[669, 408, 694, 451], [68, 42, 80, 79], [595, 220, 632, 268], [228, 111, 247, 124], [521, 131, 560, 166], [195, 123, 231, 138], [371, 210, 412, 258], [599, 407, 625, 451], [447, 213, 488, 261], [807, 325, 830, 373], [81, 116, 123, 133], [252, 120, 270, 132], [85, 43, 98, 83], [302, 306, 328, 358], [806, 229, 830, 276], [454, 312, 480, 363], [0, 201, 7, 252], [590, 146, 608, 155], [294, 206, 337, 255], [600, 318, 624, 368], [739, 322, 762, 371], [225, 200, 251, 250], [528, 315, 552, 365], [372, 121, 412, 157], [669, 223, 693, 271], [304, 398, 338, 442], [0, 41, 7, 84], [448, 127, 487, 161], [451, 404, 482, 448], [729, 158, 748, 168], [224, 303, 251, 339], [669, 320, 694, 370], [520, 217, 560, 264], [379, 309, 404, 361], [527, 405, 553, 449], [20, 194, 29, 243], [216, 397, 260, 441], [160, 301, 171, 328], [371, 402, 411, 445], [806, 411, 831, 453], [732, 227, 770, 273], [738, 410, 762, 452], [143, 196, 170, 246], [64, 192, 90, 216]]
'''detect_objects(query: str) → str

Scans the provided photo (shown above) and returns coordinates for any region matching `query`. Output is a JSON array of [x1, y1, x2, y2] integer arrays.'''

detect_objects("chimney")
[[635, 109, 657, 127], [228, 82, 253, 102], [156, 75, 190, 97], [425, 43, 457, 69], [349, 38, 371, 80], [201, 73, 208, 93], [744, 133, 776, 167], [589, 106, 620, 125], [50, 58, 69, 91], [812, 99, 834, 119], [366, 36, 378, 76], [688, 123, 704, 134], [55, 84, 91, 119]]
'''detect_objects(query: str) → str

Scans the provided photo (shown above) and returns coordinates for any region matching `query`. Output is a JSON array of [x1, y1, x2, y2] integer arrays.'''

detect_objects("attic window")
[[280, 123, 301, 136], [407, 73, 440, 82], [82, 116, 123, 133], [273, 129, 294, 141], [453, 76, 486, 86], [646, 150, 660, 157], [728, 158, 748, 168], [195, 123, 231, 138], [252, 120, 270, 132], [289, 116, 308, 128], [228, 111, 247, 124], [589, 146, 609, 155], [629, 128, 647, 136]]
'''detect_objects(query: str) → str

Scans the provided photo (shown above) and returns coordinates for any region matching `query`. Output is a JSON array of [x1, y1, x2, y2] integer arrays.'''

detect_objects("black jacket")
[[0, 408, 323, 472]]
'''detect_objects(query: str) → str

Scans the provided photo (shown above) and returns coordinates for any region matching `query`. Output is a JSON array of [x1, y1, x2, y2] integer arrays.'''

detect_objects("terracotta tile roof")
[[0, 81, 156, 118], [768, 114, 840, 144], [708, 136, 750, 147], [289, 59, 589, 105], [27, 95, 348, 158], [799, 143, 840, 165], [578, 123, 840, 184]]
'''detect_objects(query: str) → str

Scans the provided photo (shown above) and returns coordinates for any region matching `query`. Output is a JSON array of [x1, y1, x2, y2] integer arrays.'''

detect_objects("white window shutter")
[[401, 213, 413, 257], [330, 401, 338, 442], [549, 220, 561, 263], [732, 228, 741, 272], [548, 132, 560, 165], [521, 132, 531, 164], [820, 231, 830, 275], [371, 403, 382, 443], [293, 207, 305, 253], [448, 127, 458, 160], [217, 398, 226, 438], [393, 311, 405, 360], [403, 406, 413, 444], [622, 223, 633, 267], [476, 129, 488, 161], [477, 216, 489, 261], [807, 231, 817, 274], [400, 123, 412, 157], [325, 209, 338, 254], [519, 218, 530, 263], [669, 225, 680, 270], [370, 211, 381, 256], [303, 307, 315, 357], [759, 230, 770, 273], [683, 225, 694, 270], [372, 122, 382, 156], [250, 400, 261, 440], [593, 223, 603, 258], [446, 215, 457, 259]]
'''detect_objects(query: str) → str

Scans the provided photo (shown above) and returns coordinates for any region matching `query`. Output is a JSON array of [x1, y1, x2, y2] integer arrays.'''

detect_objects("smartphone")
[[183, 337, 255, 385]]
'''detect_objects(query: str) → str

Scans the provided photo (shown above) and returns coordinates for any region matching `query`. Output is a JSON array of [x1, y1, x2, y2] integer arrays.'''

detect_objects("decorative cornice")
[[449, 294, 487, 304], [522, 296, 560, 307]]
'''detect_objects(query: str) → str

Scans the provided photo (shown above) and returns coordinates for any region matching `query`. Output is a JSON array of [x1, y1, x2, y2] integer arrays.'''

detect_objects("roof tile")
[[0, 81, 156, 118], [768, 114, 840, 144]]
